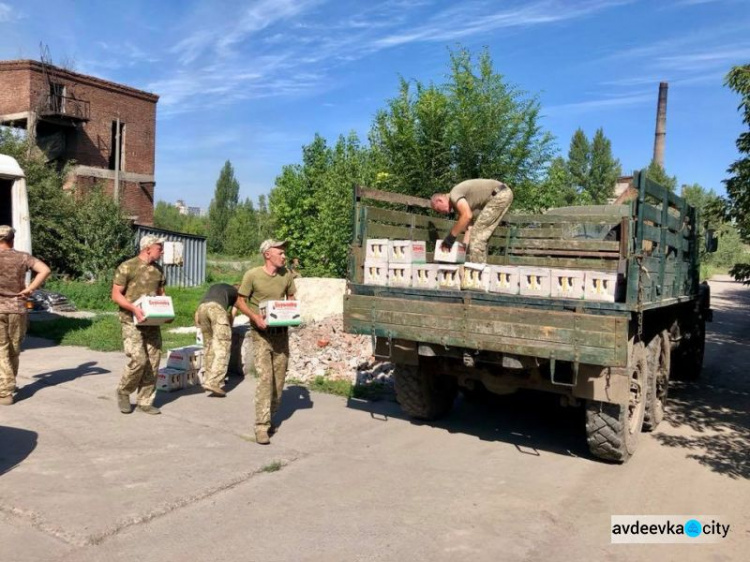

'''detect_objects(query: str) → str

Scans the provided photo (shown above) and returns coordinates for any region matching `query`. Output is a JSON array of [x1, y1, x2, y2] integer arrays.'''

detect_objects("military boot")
[[117, 392, 131, 413], [0, 395, 13, 406], [137, 405, 162, 415], [255, 428, 271, 445]]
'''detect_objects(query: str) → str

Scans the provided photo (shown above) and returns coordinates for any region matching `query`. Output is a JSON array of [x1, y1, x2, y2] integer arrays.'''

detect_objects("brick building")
[[0, 60, 159, 224]]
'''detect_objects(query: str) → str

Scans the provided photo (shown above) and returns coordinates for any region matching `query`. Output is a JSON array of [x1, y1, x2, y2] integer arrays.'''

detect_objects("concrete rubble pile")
[[287, 314, 393, 387]]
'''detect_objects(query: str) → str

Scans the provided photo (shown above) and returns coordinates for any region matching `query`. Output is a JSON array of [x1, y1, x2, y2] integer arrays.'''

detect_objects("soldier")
[[194, 283, 255, 396], [430, 179, 514, 263], [111, 235, 167, 415], [237, 239, 296, 445], [0, 225, 51, 405]]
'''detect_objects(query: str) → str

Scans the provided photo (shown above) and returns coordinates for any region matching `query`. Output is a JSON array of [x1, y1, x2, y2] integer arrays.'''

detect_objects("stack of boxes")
[[361, 237, 620, 302], [157, 345, 204, 392]]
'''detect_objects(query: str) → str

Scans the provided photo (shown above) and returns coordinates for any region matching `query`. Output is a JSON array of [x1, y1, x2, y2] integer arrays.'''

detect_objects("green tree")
[[224, 198, 258, 257], [154, 201, 208, 236], [724, 64, 750, 242], [567, 128, 590, 194], [207, 161, 239, 253], [645, 160, 677, 192], [588, 128, 622, 203], [537, 157, 577, 210]]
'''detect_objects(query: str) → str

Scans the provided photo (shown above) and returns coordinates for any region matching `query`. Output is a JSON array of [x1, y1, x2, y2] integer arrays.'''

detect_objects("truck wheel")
[[394, 358, 457, 420], [672, 318, 705, 382], [585, 341, 647, 463], [643, 331, 670, 432]]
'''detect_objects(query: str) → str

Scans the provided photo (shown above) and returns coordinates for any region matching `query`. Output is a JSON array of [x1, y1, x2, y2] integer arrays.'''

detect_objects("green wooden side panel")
[[344, 294, 629, 367]]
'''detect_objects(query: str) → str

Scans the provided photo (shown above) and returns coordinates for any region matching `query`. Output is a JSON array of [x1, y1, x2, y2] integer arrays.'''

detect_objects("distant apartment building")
[[175, 199, 202, 216], [0, 59, 159, 224]]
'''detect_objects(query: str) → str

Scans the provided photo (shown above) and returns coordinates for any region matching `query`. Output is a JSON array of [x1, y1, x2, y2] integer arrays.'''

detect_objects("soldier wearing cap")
[[237, 239, 297, 444], [111, 235, 167, 415], [0, 225, 51, 405]]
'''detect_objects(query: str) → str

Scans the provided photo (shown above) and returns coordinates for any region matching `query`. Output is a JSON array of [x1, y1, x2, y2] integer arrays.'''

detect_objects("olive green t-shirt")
[[113, 256, 166, 323], [238, 266, 296, 314], [449, 179, 504, 214]]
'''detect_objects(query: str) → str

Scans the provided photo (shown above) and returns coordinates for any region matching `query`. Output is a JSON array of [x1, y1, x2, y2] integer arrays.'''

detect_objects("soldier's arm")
[[18, 259, 51, 297], [111, 283, 146, 323], [237, 295, 266, 330]]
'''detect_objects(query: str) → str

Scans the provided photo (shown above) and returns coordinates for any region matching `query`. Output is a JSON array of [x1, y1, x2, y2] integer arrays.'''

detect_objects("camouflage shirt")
[[0, 249, 38, 314], [113, 256, 166, 323]]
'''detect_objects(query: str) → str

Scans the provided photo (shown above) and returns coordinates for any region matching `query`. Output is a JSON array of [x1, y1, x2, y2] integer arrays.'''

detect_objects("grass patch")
[[260, 460, 283, 473], [289, 376, 390, 401]]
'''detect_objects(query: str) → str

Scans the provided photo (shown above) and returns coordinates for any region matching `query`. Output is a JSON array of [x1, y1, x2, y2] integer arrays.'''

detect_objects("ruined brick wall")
[[0, 68, 32, 115]]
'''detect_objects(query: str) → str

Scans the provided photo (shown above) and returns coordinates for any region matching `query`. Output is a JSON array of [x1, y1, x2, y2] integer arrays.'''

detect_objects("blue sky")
[[1, 0, 748, 209]]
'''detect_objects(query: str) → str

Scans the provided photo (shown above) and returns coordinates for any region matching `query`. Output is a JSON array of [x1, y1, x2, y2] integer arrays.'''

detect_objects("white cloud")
[[0, 2, 15, 22], [546, 92, 654, 115]]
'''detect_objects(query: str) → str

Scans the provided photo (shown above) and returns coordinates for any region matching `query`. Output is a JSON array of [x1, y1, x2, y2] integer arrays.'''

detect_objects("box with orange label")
[[259, 300, 302, 327], [133, 295, 175, 326]]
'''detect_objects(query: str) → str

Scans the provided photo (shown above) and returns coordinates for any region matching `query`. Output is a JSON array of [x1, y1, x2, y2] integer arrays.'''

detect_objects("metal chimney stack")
[[653, 82, 668, 167]]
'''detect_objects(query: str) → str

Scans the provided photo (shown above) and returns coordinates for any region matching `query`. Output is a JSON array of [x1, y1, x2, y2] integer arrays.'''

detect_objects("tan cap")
[[0, 225, 15, 241], [139, 235, 165, 250], [260, 239, 287, 254]]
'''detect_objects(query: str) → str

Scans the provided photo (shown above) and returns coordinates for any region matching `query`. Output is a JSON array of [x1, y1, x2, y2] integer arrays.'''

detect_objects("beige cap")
[[0, 225, 15, 241], [260, 239, 287, 254], [139, 235, 165, 250]]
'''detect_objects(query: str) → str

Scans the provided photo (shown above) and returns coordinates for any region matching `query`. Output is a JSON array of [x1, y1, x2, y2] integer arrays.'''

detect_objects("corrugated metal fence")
[[134, 225, 206, 288]]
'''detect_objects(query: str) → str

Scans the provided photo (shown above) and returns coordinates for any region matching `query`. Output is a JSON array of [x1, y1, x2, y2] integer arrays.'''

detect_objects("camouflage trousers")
[[468, 185, 514, 263], [251, 329, 289, 430], [118, 323, 161, 406], [0, 313, 27, 398], [196, 302, 232, 389]]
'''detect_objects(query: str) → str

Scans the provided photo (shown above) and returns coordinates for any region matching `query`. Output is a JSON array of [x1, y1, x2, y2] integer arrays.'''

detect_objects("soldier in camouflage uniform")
[[0, 226, 51, 405], [194, 283, 256, 396], [238, 239, 297, 445], [430, 179, 514, 263], [111, 235, 167, 415]]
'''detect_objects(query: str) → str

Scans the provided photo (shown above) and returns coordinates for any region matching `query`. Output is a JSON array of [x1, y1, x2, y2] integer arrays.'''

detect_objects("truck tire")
[[394, 359, 457, 420], [672, 318, 705, 382], [585, 341, 647, 463], [643, 330, 670, 432]]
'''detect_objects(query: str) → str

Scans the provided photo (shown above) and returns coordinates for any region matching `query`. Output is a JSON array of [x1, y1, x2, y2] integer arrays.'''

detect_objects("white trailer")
[[0, 154, 31, 253]]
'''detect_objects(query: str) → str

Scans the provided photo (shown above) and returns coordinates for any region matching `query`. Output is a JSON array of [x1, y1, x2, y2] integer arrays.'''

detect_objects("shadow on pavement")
[[347, 389, 589, 460], [15, 361, 110, 402], [273, 385, 313, 429], [0, 426, 38, 476]]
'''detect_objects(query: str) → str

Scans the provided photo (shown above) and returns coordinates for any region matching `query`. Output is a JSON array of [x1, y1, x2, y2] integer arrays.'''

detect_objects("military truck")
[[343, 170, 714, 463]]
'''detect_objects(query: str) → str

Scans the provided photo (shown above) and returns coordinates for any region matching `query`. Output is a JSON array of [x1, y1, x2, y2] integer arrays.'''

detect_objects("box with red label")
[[133, 295, 175, 326], [434, 241, 466, 264], [166, 346, 204, 371], [389, 240, 427, 264], [156, 367, 185, 392], [259, 300, 302, 327]]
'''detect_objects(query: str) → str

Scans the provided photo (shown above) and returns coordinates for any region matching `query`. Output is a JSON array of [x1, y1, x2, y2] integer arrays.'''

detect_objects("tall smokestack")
[[653, 82, 668, 167]]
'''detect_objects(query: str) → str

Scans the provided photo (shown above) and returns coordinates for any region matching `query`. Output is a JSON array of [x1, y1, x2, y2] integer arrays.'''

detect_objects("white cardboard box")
[[411, 264, 439, 290], [387, 264, 412, 288], [365, 239, 390, 262], [259, 300, 302, 327], [550, 268, 585, 300], [519, 267, 551, 298], [166, 345, 204, 371], [489, 265, 520, 295], [364, 260, 388, 286], [461, 262, 490, 292], [184, 369, 201, 388], [156, 367, 185, 392], [434, 241, 466, 264], [133, 295, 175, 326], [389, 240, 427, 264], [584, 271, 618, 302], [437, 265, 462, 290]]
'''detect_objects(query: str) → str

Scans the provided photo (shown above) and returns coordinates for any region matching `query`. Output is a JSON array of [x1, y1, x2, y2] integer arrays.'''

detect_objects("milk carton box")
[[133, 295, 175, 326], [387, 264, 412, 288], [489, 265, 520, 295], [411, 264, 439, 290], [259, 300, 302, 327], [437, 265, 462, 290], [166, 346, 204, 371], [519, 267, 551, 298], [184, 369, 201, 388], [434, 241, 466, 264], [365, 239, 389, 263], [389, 240, 427, 264], [364, 260, 388, 286], [584, 271, 618, 302], [461, 262, 490, 292], [550, 269, 586, 300], [156, 367, 185, 392]]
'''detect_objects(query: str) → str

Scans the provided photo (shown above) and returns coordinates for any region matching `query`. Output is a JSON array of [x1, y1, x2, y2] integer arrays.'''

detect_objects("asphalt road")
[[0, 277, 747, 561]]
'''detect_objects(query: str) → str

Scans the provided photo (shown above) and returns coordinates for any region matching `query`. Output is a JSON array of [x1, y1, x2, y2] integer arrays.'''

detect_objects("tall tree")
[[224, 198, 258, 257], [588, 128, 622, 203], [645, 160, 677, 191], [207, 161, 239, 253], [567, 128, 590, 195]]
